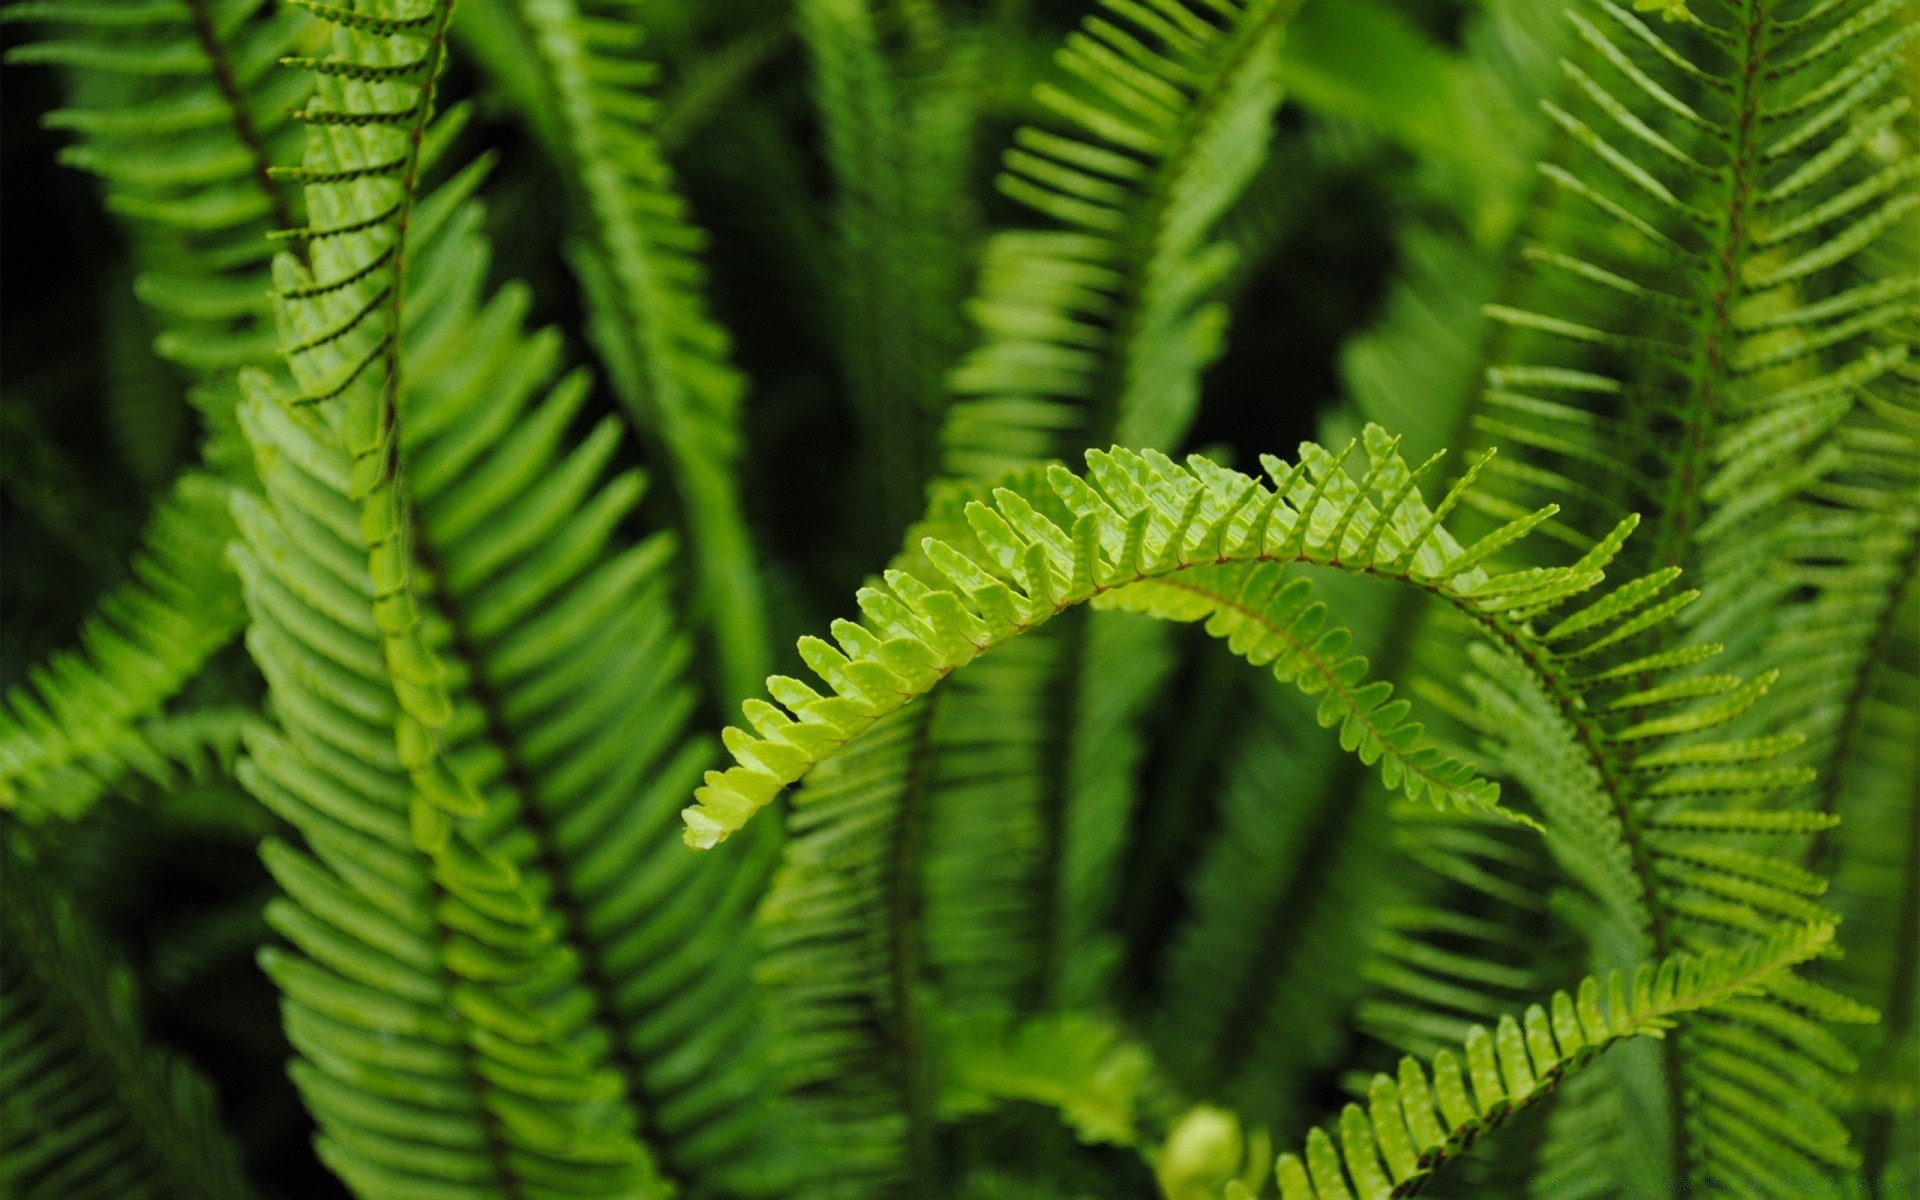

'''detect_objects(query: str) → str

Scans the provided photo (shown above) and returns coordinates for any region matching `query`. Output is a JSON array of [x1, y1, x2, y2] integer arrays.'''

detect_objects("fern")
[[462, 0, 770, 704], [0, 840, 256, 1200], [688, 429, 1704, 845], [1410, 2, 1920, 1193], [799, 0, 981, 533], [943, 0, 1301, 477], [1258, 923, 1837, 1200], [233, 1, 783, 1193], [0, 0, 313, 820], [1, 473, 248, 819]]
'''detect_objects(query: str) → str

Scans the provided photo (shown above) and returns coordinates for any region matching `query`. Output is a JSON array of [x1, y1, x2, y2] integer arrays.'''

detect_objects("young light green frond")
[[684, 425, 1734, 848], [0, 841, 257, 1200], [0, 472, 246, 822], [943, 0, 1302, 478], [494, 0, 769, 705], [1263, 923, 1838, 1200]]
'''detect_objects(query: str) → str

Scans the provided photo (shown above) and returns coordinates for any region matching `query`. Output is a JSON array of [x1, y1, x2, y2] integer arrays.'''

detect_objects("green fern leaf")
[[943, 0, 1303, 478]]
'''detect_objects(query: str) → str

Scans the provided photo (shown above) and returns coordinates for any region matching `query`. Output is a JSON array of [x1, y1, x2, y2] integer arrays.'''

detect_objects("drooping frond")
[[943, 0, 1303, 477], [0, 841, 256, 1200], [478, 0, 769, 704], [0, 472, 247, 821], [687, 424, 1736, 849], [1262, 923, 1838, 1200]]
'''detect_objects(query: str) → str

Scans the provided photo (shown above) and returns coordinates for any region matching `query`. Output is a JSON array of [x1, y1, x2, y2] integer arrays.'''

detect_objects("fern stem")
[[426, 875, 530, 1200]]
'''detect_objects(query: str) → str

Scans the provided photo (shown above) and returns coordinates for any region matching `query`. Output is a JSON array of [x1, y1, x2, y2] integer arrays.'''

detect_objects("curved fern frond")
[[0, 841, 256, 1200], [0, 473, 246, 821], [478, 0, 769, 704], [943, 0, 1303, 477], [686, 424, 1733, 849], [1263, 922, 1839, 1200]]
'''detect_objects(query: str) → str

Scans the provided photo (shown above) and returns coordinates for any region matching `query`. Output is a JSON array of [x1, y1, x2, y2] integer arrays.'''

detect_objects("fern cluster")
[[2, 0, 1915, 1197]]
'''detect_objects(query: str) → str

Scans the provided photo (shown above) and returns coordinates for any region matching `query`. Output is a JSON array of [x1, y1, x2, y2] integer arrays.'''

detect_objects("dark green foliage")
[[2, 0, 1916, 1198]]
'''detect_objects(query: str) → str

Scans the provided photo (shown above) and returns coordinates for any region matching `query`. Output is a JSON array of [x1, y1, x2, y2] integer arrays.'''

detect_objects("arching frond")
[[0, 841, 256, 1200], [686, 428, 1677, 848]]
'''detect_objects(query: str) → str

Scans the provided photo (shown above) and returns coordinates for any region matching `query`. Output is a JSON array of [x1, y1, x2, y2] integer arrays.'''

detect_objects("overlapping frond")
[[1259, 924, 1838, 1200], [943, 0, 1303, 477], [234, 3, 782, 1195], [1472, 0, 1918, 584], [0, 841, 256, 1200], [502, 0, 768, 704]]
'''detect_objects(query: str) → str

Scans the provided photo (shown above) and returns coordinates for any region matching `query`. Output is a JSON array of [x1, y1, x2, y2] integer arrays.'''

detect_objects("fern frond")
[[799, 0, 981, 531], [939, 1009, 1155, 1149], [0, 472, 246, 821], [483, 0, 769, 704], [1264, 923, 1838, 1199], [3, 0, 309, 378], [0, 0, 317, 821], [1471, 0, 1918, 587], [0, 841, 256, 1200], [943, 0, 1303, 478], [686, 424, 1731, 849], [236, 4, 784, 1193]]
